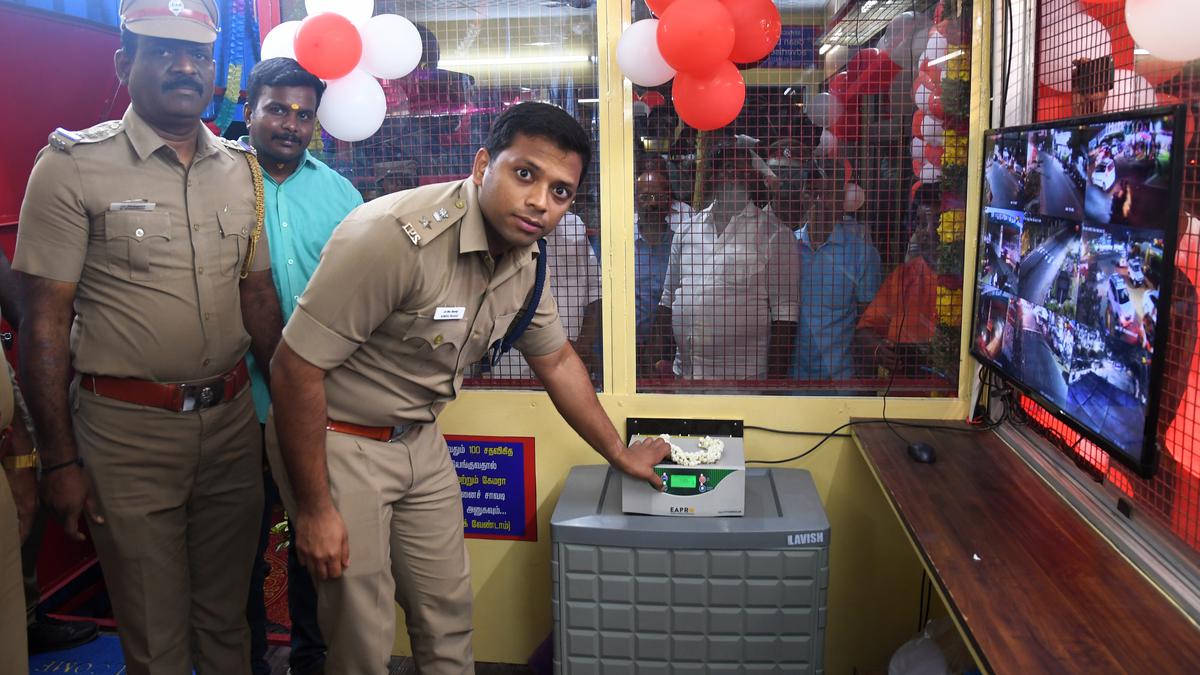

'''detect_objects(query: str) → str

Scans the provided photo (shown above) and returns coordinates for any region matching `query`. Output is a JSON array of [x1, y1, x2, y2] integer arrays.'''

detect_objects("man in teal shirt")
[[241, 57, 362, 675]]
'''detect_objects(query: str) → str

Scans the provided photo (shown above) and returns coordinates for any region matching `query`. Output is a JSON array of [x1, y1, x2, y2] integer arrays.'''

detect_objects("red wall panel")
[[0, 5, 130, 230]]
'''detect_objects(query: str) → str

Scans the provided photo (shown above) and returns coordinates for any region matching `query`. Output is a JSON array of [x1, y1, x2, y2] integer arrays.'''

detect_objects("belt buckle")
[[180, 380, 225, 412], [387, 424, 411, 443]]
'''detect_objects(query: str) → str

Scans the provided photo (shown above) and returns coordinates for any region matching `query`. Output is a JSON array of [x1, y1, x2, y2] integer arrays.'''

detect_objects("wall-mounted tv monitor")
[[973, 106, 1185, 477]]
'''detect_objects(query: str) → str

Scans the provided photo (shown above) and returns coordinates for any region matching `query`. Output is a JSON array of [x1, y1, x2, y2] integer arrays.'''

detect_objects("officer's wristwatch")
[[2, 448, 38, 471]]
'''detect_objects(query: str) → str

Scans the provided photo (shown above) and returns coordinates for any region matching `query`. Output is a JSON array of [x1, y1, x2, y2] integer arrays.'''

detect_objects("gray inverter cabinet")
[[551, 466, 830, 674]]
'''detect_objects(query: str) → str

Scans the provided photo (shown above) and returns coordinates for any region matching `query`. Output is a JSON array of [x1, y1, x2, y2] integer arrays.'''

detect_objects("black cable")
[[745, 402, 1011, 466], [917, 571, 928, 633], [744, 424, 852, 438], [999, 0, 1013, 128]]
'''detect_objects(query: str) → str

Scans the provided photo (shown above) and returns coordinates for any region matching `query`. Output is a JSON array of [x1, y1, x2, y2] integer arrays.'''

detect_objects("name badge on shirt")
[[109, 201, 156, 212], [434, 306, 466, 320]]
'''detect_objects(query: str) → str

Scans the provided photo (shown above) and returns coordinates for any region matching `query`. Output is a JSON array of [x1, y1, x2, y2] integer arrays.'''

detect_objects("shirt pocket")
[[217, 209, 253, 277], [402, 315, 472, 379], [104, 211, 172, 281]]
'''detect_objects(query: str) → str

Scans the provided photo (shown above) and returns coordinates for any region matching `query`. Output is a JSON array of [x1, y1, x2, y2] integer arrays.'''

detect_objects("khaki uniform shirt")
[[13, 106, 270, 382], [284, 179, 566, 426]]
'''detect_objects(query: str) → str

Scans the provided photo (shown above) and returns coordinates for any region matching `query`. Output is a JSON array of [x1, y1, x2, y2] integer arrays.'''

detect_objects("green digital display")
[[669, 474, 697, 489]]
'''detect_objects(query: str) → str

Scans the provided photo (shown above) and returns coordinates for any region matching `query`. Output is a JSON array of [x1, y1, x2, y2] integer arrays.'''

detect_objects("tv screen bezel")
[[971, 104, 1186, 478]]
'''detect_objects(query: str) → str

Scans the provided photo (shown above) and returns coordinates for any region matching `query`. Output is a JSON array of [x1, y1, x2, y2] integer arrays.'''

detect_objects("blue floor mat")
[[29, 633, 124, 674]]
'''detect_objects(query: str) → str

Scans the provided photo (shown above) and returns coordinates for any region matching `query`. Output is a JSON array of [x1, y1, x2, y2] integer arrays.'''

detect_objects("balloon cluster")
[[909, 16, 952, 184], [616, 0, 782, 131], [1038, 0, 1200, 130], [261, 0, 423, 141]]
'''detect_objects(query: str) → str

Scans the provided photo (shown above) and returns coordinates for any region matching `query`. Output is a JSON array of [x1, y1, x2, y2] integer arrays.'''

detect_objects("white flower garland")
[[659, 434, 725, 466]]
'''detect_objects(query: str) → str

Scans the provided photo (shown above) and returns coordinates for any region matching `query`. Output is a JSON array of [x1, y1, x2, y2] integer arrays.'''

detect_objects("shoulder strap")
[[489, 238, 548, 367], [239, 152, 266, 279]]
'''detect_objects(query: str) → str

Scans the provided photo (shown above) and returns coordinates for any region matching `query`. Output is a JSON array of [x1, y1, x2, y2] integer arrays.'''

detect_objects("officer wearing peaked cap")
[[267, 101, 672, 674], [13, 0, 283, 673]]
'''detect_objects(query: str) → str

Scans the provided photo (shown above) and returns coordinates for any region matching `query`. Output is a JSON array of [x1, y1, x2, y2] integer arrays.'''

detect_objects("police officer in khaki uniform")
[[267, 102, 670, 674], [14, 2, 283, 673], [1, 308, 36, 675]]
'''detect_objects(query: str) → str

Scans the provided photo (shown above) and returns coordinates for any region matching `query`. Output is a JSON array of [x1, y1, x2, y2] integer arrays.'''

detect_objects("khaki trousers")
[[1, 469, 29, 675], [74, 383, 262, 675], [266, 416, 473, 675]]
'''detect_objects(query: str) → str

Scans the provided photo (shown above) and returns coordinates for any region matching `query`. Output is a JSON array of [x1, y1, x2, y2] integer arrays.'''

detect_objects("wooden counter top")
[[851, 420, 1200, 674]]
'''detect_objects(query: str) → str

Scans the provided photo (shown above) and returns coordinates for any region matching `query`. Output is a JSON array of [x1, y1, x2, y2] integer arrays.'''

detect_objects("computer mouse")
[[907, 442, 937, 464]]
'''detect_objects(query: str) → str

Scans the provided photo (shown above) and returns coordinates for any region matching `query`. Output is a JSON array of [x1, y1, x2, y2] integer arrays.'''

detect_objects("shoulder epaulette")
[[48, 120, 123, 152], [219, 136, 257, 156], [390, 183, 471, 248]]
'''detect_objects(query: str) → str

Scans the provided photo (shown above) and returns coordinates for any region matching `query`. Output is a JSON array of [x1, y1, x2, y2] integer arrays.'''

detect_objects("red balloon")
[[639, 90, 667, 108], [672, 60, 745, 131], [1036, 92, 1072, 122], [847, 48, 901, 96], [830, 99, 861, 142], [928, 95, 944, 120], [646, 0, 678, 16], [721, 0, 782, 63], [828, 71, 851, 100], [911, 110, 925, 139], [294, 13, 362, 80], [656, 0, 735, 74]]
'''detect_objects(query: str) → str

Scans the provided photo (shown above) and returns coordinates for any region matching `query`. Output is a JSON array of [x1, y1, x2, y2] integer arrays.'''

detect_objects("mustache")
[[163, 77, 203, 93], [273, 133, 303, 145]]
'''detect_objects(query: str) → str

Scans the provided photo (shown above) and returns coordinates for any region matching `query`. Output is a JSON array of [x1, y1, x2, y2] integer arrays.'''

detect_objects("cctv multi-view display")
[[973, 107, 1184, 476]]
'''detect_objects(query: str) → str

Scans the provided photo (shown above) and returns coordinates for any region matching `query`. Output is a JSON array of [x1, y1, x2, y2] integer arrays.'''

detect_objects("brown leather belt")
[[81, 360, 250, 412], [325, 419, 412, 443]]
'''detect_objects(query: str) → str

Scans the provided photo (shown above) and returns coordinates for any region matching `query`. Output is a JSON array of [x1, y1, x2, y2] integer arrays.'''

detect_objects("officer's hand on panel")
[[42, 459, 103, 542], [614, 437, 672, 491], [295, 504, 350, 581]]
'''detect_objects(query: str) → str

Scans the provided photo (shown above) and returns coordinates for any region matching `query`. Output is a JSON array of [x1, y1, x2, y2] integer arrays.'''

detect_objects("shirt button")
[[293, 295, 299, 302], [197, 266, 204, 275], [134, 228, 145, 238], [204, 312, 211, 320], [433, 335, 444, 346], [455, 199, 465, 209], [203, 358, 211, 366], [287, 259, 294, 265], [282, 222, 288, 228], [193, 224, 199, 231]]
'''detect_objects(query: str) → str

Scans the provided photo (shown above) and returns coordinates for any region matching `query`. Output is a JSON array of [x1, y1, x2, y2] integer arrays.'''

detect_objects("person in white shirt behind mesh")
[[658, 146, 800, 382], [482, 211, 602, 382]]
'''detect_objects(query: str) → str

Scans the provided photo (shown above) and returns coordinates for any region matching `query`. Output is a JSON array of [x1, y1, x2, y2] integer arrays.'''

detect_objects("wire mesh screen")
[[279, 0, 604, 389], [1028, 0, 1200, 553], [633, 0, 972, 396]]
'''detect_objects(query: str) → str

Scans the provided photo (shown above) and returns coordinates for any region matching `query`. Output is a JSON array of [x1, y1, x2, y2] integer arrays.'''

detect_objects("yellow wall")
[[391, 0, 992, 671]]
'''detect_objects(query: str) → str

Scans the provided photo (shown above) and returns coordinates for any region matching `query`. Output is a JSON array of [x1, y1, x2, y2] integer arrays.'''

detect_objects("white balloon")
[[816, 129, 838, 157], [617, 19, 675, 87], [844, 182, 865, 212], [918, 160, 941, 183], [318, 69, 387, 142], [913, 83, 935, 113], [878, 11, 918, 57], [358, 14, 423, 80], [912, 136, 928, 163], [1103, 70, 1157, 113], [806, 92, 842, 129], [919, 28, 948, 66], [305, 0, 372, 23], [921, 115, 945, 146], [261, 21, 300, 61], [1040, 12, 1112, 92], [1126, 0, 1200, 63]]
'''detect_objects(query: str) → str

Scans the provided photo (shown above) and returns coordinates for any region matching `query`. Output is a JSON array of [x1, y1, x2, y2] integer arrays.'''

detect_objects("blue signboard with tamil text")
[[447, 435, 536, 541]]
